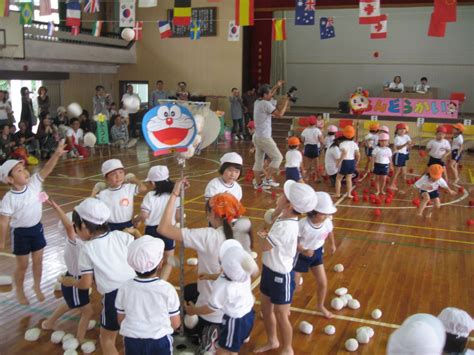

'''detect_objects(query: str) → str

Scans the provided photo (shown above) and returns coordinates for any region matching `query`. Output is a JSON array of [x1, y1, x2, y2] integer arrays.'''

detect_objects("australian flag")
[[295, 0, 315, 26], [320, 16, 335, 39]]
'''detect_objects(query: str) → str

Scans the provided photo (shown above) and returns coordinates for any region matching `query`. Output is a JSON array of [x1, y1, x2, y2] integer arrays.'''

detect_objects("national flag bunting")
[[92, 20, 103, 37], [66, 0, 81, 27], [433, 0, 457, 23], [158, 21, 172, 39], [173, 0, 192, 26], [84, 0, 100, 13], [120, 0, 136, 27], [228, 20, 240, 41], [295, 0, 316, 26], [190, 20, 201, 40], [0, 0, 9, 18], [40, 0, 52, 16], [71, 26, 80, 36], [47, 22, 55, 36], [138, 0, 157, 7], [428, 12, 447, 37], [272, 19, 286, 41], [235, 0, 254, 27], [370, 14, 387, 39], [359, 0, 380, 25], [19, 1, 33, 24], [320, 16, 335, 40], [133, 21, 143, 40]]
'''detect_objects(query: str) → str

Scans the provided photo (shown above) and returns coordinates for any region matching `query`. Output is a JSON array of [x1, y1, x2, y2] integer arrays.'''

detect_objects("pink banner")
[[364, 98, 459, 119]]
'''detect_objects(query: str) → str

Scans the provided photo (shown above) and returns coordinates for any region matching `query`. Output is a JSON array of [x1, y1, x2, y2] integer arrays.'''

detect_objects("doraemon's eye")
[[170, 105, 181, 119], [157, 106, 170, 120]]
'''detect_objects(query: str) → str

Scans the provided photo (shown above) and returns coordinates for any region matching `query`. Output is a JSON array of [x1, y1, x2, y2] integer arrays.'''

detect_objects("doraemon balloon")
[[142, 103, 197, 156], [350, 90, 370, 115]]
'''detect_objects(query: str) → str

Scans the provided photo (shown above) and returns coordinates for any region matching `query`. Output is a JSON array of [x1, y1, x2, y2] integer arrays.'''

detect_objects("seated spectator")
[[66, 117, 89, 158], [14, 121, 40, 157], [416, 77, 430, 93], [54, 106, 69, 127], [79, 109, 97, 134], [9, 124, 16, 136], [109, 102, 118, 117], [110, 114, 137, 149], [388, 75, 404, 92], [37, 112, 59, 159], [0, 124, 15, 163]]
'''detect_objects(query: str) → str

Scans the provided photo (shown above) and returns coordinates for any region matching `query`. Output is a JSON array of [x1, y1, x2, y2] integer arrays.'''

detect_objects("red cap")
[[335, 131, 344, 139], [308, 115, 317, 125], [247, 121, 255, 129], [396, 123, 408, 131], [436, 126, 447, 134]]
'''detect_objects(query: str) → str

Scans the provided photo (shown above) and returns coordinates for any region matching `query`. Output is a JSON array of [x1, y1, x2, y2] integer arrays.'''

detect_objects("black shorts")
[[145, 225, 175, 251], [373, 163, 389, 176], [304, 144, 320, 158], [12, 222, 46, 256], [427, 157, 445, 167]]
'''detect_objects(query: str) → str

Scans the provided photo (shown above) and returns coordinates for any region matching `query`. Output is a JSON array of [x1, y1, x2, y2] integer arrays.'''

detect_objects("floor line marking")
[[0, 252, 14, 258]]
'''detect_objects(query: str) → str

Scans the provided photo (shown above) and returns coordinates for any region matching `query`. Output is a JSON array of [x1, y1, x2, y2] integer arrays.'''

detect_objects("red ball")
[[467, 219, 474, 226], [323, 175, 329, 181], [375, 199, 382, 205], [412, 198, 420, 206], [458, 187, 465, 194], [353, 197, 360, 203], [271, 191, 276, 199], [363, 195, 369, 202], [257, 187, 263, 193], [385, 197, 392, 204], [459, 165, 463, 170], [373, 51, 379, 58], [370, 181, 376, 187], [280, 170, 286, 176], [363, 188, 369, 194], [468, 200, 474, 207], [351, 191, 358, 197], [374, 209, 382, 216]]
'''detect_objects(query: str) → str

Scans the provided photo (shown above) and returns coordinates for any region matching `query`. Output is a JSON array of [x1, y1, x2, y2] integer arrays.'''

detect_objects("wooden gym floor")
[[0, 141, 473, 354]]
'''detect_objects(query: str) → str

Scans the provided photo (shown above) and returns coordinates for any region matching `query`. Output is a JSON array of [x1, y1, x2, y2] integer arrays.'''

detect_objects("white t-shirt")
[[324, 135, 335, 149], [285, 149, 302, 168], [182, 226, 226, 323], [64, 237, 84, 278], [394, 135, 412, 154], [325, 146, 341, 176], [79, 230, 135, 294], [301, 127, 322, 146], [141, 192, 180, 226], [0, 174, 44, 228], [66, 128, 84, 143], [427, 139, 451, 159], [263, 217, 299, 274], [208, 274, 254, 319], [116, 277, 180, 339], [415, 175, 448, 192], [298, 217, 334, 251], [364, 133, 378, 149], [415, 84, 430, 92], [389, 82, 404, 92], [339, 140, 359, 161], [97, 184, 139, 223], [373, 146, 392, 164], [204, 177, 242, 201], [254, 99, 276, 138], [0, 101, 11, 121], [452, 134, 463, 150]]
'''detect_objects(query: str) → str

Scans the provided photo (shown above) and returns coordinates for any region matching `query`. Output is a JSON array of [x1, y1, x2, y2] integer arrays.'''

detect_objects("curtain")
[[270, 10, 287, 93]]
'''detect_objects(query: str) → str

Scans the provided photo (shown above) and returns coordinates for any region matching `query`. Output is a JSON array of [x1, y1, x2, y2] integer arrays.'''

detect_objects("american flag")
[[295, 0, 315, 26]]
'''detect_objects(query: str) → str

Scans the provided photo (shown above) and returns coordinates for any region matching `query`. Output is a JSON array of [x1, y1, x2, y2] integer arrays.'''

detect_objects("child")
[[293, 191, 337, 319], [41, 200, 93, 344], [335, 125, 360, 199], [255, 181, 317, 354], [0, 140, 66, 304], [229, 88, 245, 141], [362, 122, 379, 173], [426, 126, 451, 182], [116, 236, 181, 355], [61, 198, 137, 355], [414, 164, 455, 218], [134, 166, 180, 281], [95, 159, 148, 231], [66, 117, 89, 159], [372, 133, 393, 195], [323, 125, 338, 151], [389, 123, 412, 191], [185, 239, 258, 355], [438, 307, 473, 354], [448, 123, 464, 185], [285, 136, 304, 182], [300, 116, 323, 182], [324, 132, 343, 187], [204, 152, 243, 201]]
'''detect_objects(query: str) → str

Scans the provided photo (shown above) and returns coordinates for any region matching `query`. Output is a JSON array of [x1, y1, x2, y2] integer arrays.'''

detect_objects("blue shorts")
[[373, 163, 389, 176], [339, 160, 356, 175], [124, 335, 173, 355], [218, 310, 255, 352], [304, 144, 320, 158], [108, 220, 133, 231], [260, 265, 295, 305], [101, 289, 119, 331], [12, 222, 46, 256], [451, 149, 462, 162], [145, 225, 175, 251], [62, 272, 90, 309], [406, 152, 410, 161], [365, 147, 374, 157], [285, 167, 301, 182], [420, 190, 440, 200], [428, 156, 445, 167], [293, 247, 323, 273], [393, 153, 408, 167]]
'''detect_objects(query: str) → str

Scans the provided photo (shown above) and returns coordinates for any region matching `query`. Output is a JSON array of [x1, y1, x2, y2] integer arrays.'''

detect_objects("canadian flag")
[[359, 0, 380, 25], [370, 14, 387, 39]]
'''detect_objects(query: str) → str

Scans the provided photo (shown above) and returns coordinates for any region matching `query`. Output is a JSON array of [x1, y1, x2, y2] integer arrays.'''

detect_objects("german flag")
[[272, 19, 286, 41], [173, 0, 192, 26], [235, 0, 254, 27]]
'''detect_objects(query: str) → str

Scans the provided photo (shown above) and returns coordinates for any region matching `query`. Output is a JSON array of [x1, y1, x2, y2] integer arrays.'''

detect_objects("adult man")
[[252, 80, 289, 190], [149, 80, 168, 107]]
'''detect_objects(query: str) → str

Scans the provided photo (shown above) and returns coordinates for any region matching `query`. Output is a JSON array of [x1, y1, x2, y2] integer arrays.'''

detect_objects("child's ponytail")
[[222, 218, 234, 240]]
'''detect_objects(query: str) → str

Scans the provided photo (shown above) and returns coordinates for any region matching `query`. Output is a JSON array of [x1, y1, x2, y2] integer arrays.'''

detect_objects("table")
[[381, 87, 438, 99]]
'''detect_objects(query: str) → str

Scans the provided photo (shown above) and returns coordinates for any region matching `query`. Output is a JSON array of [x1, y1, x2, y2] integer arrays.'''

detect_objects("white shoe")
[[254, 182, 270, 190], [264, 178, 280, 188]]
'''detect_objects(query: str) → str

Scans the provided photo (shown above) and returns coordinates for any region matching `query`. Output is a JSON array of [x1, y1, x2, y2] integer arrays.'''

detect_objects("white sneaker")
[[264, 178, 280, 188], [254, 182, 270, 190]]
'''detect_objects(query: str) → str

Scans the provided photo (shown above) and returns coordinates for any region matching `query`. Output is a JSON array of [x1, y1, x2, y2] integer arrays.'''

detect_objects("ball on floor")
[[345, 338, 359, 351]]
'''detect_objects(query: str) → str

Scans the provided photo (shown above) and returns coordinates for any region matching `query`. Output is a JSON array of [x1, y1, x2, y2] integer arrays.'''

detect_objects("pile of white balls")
[[330, 287, 361, 311], [344, 326, 375, 351]]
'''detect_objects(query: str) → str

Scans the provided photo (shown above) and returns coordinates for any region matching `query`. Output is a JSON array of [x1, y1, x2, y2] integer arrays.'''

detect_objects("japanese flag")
[[370, 14, 387, 39], [359, 0, 380, 25]]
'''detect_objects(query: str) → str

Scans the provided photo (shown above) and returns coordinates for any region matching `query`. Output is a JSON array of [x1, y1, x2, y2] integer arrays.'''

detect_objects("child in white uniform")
[[335, 126, 360, 199], [372, 133, 393, 195], [390, 123, 412, 191], [116, 236, 181, 355], [426, 126, 451, 181], [205, 152, 243, 201], [448, 123, 464, 185], [285, 136, 303, 182], [0, 140, 66, 305], [300, 116, 323, 181], [324, 132, 343, 187], [362, 123, 379, 173], [323, 125, 338, 151]]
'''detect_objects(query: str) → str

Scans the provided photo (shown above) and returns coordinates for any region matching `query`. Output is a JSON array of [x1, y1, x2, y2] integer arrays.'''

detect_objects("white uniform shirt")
[[372, 146, 392, 164], [204, 177, 242, 201], [182, 227, 226, 323], [141, 192, 180, 226], [66, 128, 84, 143], [415, 175, 448, 192], [339, 140, 359, 160], [208, 275, 254, 319], [298, 217, 334, 251], [427, 139, 451, 159], [0, 101, 11, 121], [324, 135, 335, 149], [301, 127, 322, 146], [64, 237, 84, 278], [263, 217, 299, 274], [79, 230, 135, 294], [116, 277, 180, 339], [394, 135, 411, 154], [325, 146, 341, 176], [452, 134, 463, 150], [0, 174, 43, 228], [97, 184, 138, 223], [364, 133, 378, 149], [285, 149, 302, 168], [415, 84, 430, 92], [254, 99, 276, 138]]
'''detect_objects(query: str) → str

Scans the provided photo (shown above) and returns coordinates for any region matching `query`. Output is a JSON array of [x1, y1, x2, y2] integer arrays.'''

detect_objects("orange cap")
[[369, 123, 380, 131], [209, 193, 246, 223], [428, 164, 443, 180], [343, 125, 355, 139], [452, 123, 464, 132], [288, 136, 300, 146]]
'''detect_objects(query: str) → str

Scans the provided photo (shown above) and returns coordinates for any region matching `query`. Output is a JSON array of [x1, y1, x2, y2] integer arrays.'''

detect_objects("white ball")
[[87, 320, 96, 331], [67, 103, 82, 118], [54, 281, 62, 291], [175, 222, 181, 228], [83, 132, 97, 148], [88, 288, 92, 295], [186, 257, 198, 266], [251, 251, 258, 259], [348, 299, 361, 310], [357, 326, 375, 338], [24, 328, 41, 342], [330, 297, 344, 311], [356, 330, 370, 344], [371, 309, 382, 319], [51, 330, 65, 344], [0, 275, 12, 285], [264, 209, 275, 224], [340, 294, 353, 306], [324, 325, 336, 335], [298, 321, 313, 335], [64, 350, 78, 355], [335, 287, 348, 296], [121, 28, 135, 41], [345, 338, 359, 352], [81, 341, 96, 354], [62, 333, 74, 343], [63, 338, 79, 351], [333, 264, 344, 272], [233, 218, 251, 233], [340, 296, 348, 307], [123, 95, 141, 114], [184, 314, 199, 329], [299, 277, 304, 286]]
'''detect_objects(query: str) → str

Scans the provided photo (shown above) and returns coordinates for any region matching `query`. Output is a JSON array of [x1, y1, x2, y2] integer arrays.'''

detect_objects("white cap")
[[0, 160, 22, 183], [387, 313, 446, 355], [219, 239, 258, 282], [127, 235, 165, 273], [314, 192, 337, 214], [283, 181, 318, 214], [438, 307, 473, 338], [145, 166, 169, 182], [74, 198, 111, 225], [220, 152, 243, 166], [101, 159, 124, 177], [57, 106, 67, 114]]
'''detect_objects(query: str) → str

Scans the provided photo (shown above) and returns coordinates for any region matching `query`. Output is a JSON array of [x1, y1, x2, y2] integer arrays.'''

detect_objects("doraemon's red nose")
[[166, 117, 173, 126]]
